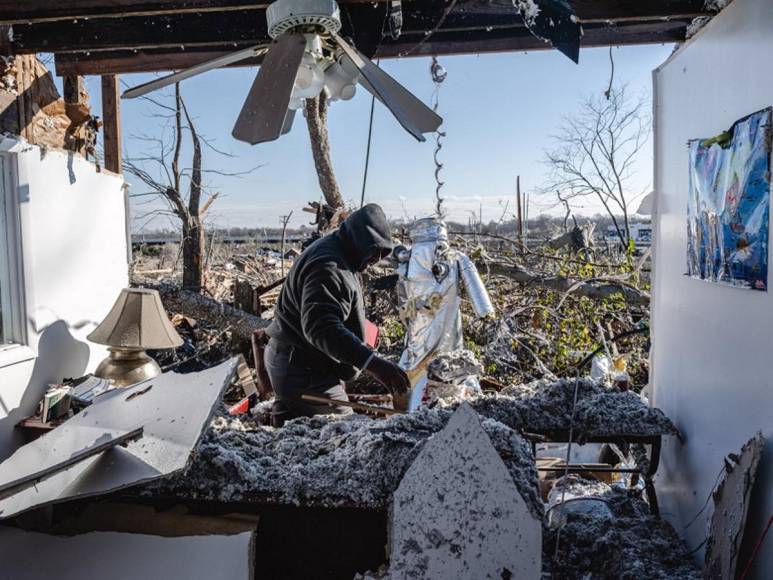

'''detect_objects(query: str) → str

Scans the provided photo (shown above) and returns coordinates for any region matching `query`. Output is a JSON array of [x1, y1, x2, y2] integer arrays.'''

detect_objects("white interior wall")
[[651, 0, 773, 576], [0, 138, 129, 461]]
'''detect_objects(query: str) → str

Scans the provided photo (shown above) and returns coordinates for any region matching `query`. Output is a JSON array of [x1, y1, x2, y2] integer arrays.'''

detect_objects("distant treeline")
[[133, 213, 650, 242]]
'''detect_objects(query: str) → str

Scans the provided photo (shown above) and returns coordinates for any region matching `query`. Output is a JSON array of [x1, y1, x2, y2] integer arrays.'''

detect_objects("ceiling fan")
[[122, 0, 442, 145]]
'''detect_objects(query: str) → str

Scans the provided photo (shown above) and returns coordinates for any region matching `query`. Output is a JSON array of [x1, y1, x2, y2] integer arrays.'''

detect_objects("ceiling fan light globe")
[[339, 84, 356, 100], [323, 60, 358, 101], [294, 58, 325, 98]]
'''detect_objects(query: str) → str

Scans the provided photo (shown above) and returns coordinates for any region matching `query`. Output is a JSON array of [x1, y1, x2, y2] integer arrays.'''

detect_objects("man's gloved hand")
[[366, 356, 410, 395]]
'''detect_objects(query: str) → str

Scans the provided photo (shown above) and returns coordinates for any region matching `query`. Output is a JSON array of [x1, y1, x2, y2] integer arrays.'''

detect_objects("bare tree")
[[543, 85, 650, 246], [125, 83, 258, 291]]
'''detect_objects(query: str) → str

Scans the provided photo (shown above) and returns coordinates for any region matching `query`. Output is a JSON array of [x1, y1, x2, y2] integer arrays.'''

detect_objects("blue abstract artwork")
[[687, 108, 771, 290]]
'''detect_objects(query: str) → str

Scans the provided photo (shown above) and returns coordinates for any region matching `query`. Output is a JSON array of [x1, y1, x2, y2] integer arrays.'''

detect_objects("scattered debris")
[[465, 378, 677, 438], [427, 349, 484, 384], [686, 16, 713, 38], [144, 405, 543, 519], [573, 390, 675, 437], [544, 478, 702, 579], [688, 0, 736, 38], [546, 475, 615, 528], [0, 55, 99, 156], [704, 432, 765, 579], [705, 0, 734, 11]]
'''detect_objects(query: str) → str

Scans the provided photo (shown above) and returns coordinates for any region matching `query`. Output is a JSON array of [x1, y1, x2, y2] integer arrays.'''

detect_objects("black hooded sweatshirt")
[[266, 204, 393, 380]]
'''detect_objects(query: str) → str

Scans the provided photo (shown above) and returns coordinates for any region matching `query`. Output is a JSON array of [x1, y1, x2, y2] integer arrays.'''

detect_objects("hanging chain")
[[430, 56, 447, 218]]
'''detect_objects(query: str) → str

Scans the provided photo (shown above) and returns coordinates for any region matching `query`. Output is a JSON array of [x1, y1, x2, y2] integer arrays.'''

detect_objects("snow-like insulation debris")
[[144, 378, 674, 515], [513, 0, 541, 26], [146, 406, 543, 518], [491, 377, 677, 437], [544, 478, 701, 579], [427, 349, 483, 383]]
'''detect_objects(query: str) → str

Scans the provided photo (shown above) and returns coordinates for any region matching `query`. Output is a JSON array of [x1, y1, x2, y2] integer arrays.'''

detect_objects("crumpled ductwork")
[[395, 217, 494, 375]]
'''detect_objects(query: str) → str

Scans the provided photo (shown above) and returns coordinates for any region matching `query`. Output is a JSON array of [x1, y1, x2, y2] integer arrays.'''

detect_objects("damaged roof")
[[0, 1, 714, 75]]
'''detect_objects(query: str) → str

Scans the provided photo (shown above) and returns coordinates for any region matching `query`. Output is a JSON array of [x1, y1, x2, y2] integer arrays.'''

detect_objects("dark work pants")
[[264, 341, 353, 428]]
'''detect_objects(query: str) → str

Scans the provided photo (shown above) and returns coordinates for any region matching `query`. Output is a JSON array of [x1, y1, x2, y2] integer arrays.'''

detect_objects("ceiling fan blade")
[[122, 45, 266, 99], [232, 32, 307, 145], [331, 33, 442, 141], [281, 108, 296, 135]]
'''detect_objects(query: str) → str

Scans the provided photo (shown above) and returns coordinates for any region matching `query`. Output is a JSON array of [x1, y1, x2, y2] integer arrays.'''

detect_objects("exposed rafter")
[[0, 0, 710, 75], [0, 0, 389, 24]]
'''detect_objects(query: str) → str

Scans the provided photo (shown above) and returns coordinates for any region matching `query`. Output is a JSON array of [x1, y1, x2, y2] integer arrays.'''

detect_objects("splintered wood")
[[704, 432, 764, 580], [0, 55, 98, 155]]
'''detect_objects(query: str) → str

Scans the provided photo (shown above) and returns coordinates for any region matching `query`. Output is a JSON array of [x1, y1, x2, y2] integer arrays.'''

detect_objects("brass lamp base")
[[94, 348, 162, 388]]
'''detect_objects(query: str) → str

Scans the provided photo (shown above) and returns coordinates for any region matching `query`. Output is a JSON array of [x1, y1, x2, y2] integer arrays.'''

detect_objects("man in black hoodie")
[[265, 204, 410, 427]]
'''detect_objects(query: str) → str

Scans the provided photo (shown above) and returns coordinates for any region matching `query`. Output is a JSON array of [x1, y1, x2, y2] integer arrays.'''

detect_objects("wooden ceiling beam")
[[0, 0, 395, 25], [0, 0, 709, 25], [449, 0, 707, 22], [377, 20, 691, 59], [56, 48, 265, 76], [55, 18, 692, 75], [11, 10, 270, 54]]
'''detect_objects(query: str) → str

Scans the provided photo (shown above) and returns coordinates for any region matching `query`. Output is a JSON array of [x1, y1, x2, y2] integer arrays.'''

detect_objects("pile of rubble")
[[141, 389, 694, 578], [544, 477, 701, 579], [144, 405, 543, 518], [443, 377, 677, 439]]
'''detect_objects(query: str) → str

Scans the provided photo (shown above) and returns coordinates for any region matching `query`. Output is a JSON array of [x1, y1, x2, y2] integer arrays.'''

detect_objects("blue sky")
[[78, 42, 675, 230]]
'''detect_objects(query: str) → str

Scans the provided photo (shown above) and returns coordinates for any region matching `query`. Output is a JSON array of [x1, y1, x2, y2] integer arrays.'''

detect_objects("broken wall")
[[0, 55, 96, 155], [0, 137, 129, 461], [651, 0, 773, 576]]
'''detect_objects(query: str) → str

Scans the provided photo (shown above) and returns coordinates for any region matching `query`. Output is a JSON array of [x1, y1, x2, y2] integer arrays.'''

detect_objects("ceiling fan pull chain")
[[431, 56, 447, 218]]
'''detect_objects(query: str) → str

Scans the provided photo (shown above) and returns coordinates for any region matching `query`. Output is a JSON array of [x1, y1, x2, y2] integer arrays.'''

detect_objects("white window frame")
[[0, 152, 33, 368]]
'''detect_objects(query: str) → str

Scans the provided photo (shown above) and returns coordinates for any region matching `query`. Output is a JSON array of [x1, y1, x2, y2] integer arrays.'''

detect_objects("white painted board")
[[0, 527, 254, 580], [0, 358, 237, 519]]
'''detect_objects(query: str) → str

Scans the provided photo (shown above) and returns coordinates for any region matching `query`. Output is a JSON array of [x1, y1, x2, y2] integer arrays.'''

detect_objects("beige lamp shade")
[[88, 288, 183, 350]]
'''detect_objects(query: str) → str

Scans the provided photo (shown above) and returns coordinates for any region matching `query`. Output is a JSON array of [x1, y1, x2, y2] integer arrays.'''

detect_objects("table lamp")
[[87, 288, 183, 387]]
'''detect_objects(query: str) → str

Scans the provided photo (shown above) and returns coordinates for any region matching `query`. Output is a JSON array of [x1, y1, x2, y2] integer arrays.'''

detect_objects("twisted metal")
[[430, 57, 447, 218]]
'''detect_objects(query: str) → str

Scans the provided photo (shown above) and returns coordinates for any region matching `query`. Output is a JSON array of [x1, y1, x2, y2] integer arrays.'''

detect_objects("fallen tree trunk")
[[156, 283, 269, 356], [488, 262, 650, 307]]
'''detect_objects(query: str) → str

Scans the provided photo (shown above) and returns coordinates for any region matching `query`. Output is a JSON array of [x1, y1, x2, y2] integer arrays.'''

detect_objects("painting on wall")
[[687, 108, 772, 290]]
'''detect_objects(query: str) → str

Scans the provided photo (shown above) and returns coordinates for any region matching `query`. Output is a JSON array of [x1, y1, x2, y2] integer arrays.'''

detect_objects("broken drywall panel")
[[704, 432, 764, 580], [0, 427, 143, 499], [0, 527, 255, 580], [0, 358, 238, 519], [387, 403, 541, 579]]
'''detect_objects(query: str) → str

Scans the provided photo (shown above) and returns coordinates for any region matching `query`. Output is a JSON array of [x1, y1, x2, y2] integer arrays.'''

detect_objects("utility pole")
[[516, 175, 524, 248], [524, 190, 530, 249], [279, 211, 293, 278]]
